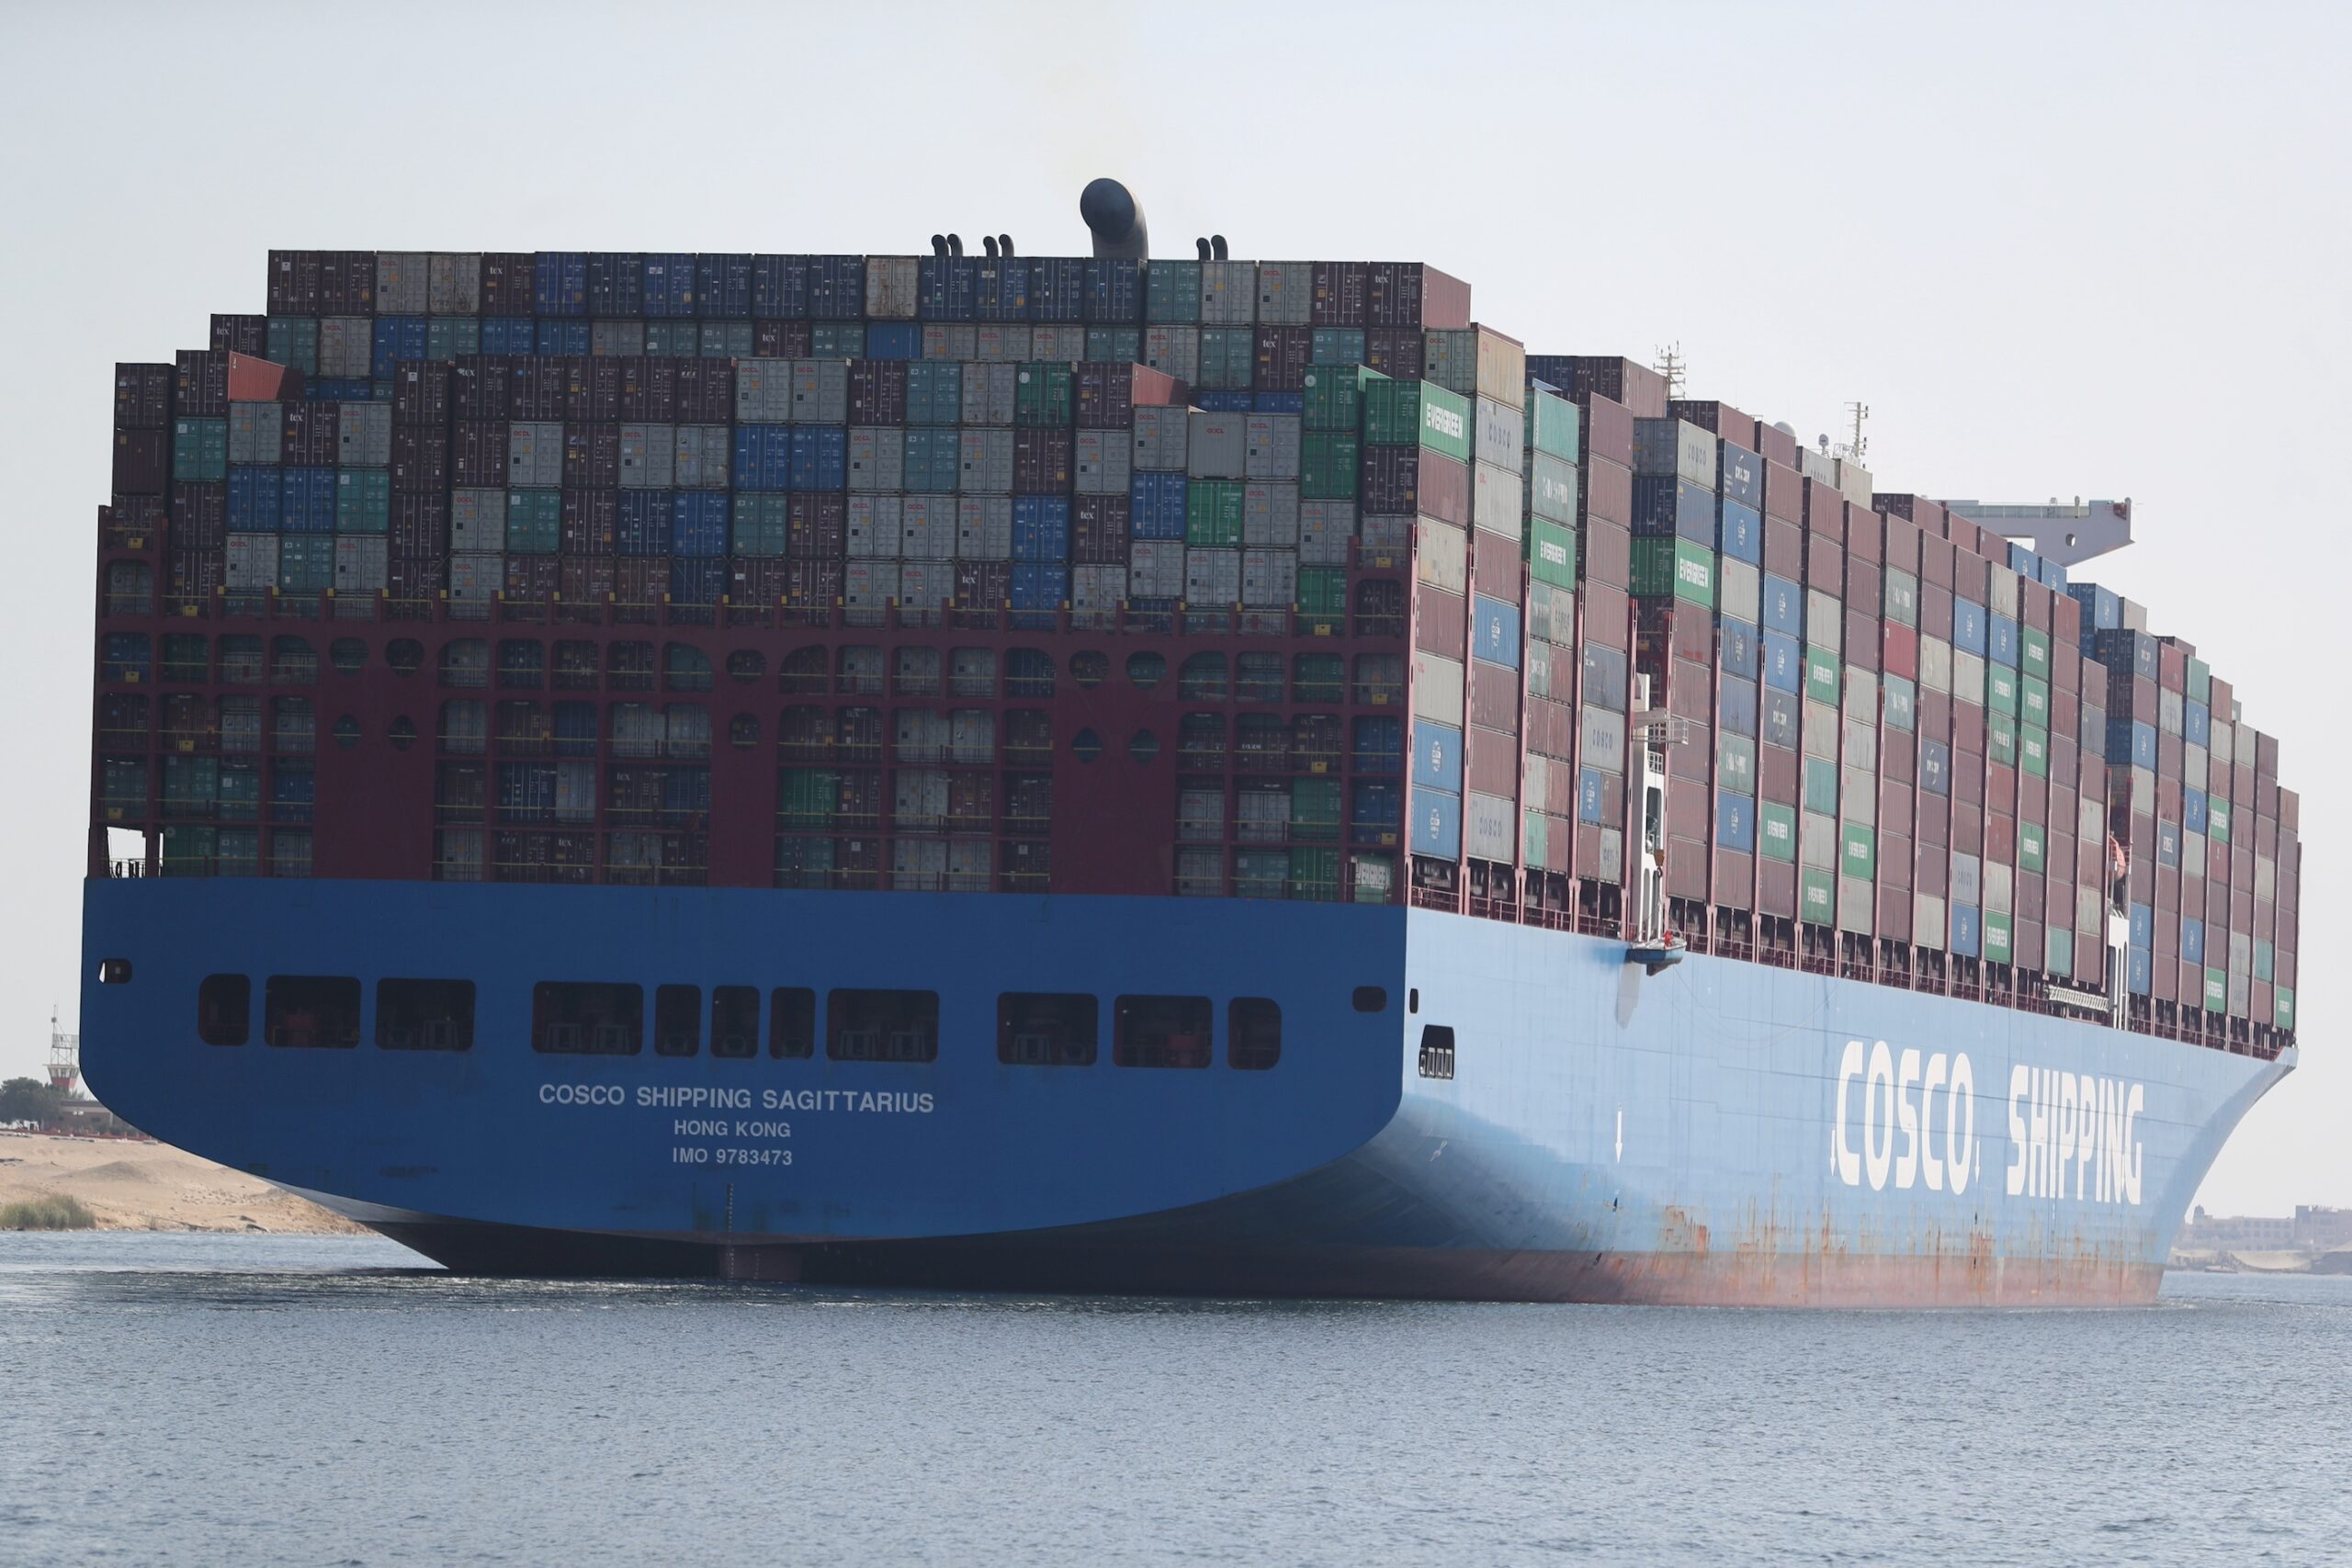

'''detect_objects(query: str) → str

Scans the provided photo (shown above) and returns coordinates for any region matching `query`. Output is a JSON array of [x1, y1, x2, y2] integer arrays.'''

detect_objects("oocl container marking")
[[1829, 1043, 2146, 1205]]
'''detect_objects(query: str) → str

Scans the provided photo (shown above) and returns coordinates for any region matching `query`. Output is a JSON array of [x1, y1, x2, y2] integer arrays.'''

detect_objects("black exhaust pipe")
[[1080, 177, 1148, 261]]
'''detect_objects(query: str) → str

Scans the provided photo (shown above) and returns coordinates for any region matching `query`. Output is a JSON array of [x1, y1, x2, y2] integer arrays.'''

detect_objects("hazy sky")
[[1, 1, 2341, 1216]]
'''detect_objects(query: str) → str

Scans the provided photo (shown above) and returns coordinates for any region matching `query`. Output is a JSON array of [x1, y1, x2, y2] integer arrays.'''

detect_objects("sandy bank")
[[0, 1130, 366, 1234]]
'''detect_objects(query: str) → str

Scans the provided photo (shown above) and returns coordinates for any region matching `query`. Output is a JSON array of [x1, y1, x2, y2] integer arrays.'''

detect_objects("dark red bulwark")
[[86, 246, 2297, 1059]]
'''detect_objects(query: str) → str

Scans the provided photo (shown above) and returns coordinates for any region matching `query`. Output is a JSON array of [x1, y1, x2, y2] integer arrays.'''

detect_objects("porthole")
[[386, 638, 424, 677], [1128, 730, 1159, 765], [333, 715, 361, 750], [329, 638, 367, 675], [388, 716, 418, 751], [1352, 987, 1388, 1013], [1071, 728, 1102, 762]]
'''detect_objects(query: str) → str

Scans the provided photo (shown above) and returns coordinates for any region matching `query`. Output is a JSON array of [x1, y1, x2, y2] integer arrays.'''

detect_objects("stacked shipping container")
[[88, 246, 2295, 1055]]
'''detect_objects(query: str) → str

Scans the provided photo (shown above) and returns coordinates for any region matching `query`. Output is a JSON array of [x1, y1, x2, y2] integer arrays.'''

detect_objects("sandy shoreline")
[[0, 1130, 367, 1234]]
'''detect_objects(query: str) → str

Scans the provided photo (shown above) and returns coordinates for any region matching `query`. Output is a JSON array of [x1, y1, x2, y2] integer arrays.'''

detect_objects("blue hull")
[[80, 879, 2290, 1304]]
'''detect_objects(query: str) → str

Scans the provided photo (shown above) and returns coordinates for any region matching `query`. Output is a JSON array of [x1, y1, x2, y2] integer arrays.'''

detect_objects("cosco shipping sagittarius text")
[[82, 185, 2298, 1303]]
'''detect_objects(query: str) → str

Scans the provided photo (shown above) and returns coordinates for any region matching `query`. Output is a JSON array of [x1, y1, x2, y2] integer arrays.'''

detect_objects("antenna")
[[1833, 401, 1870, 464], [1655, 342, 1686, 401]]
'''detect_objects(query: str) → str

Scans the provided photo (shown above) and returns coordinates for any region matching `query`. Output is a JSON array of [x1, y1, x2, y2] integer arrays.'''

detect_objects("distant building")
[[2294, 1206, 2352, 1248], [2180, 1207, 2297, 1248]]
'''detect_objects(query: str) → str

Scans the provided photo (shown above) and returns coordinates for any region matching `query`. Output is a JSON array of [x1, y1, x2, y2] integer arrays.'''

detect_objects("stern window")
[[828, 989, 938, 1062], [533, 982, 643, 1055], [1114, 995, 1212, 1069], [996, 993, 1098, 1066], [1228, 998, 1282, 1070], [376, 978, 475, 1051], [711, 987, 760, 1058], [198, 974, 250, 1046], [263, 976, 361, 1049]]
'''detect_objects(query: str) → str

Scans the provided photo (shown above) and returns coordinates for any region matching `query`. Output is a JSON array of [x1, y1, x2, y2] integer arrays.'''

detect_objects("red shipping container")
[[1584, 519, 1632, 587], [1583, 581, 1633, 650], [1986, 811, 2016, 864], [1077, 362, 1184, 427], [1554, 361, 1666, 420], [565, 426, 622, 491], [1470, 666, 1520, 734], [168, 483, 227, 552], [788, 494, 845, 558], [1583, 457, 1633, 525], [1758, 858, 1797, 918], [1843, 610, 1879, 671], [388, 552, 445, 602], [1883, 623, 1919, 680], [1582, 395, 1634, 467], [1918, 534, 1953, 592], [1805, 532, 1843, 590], [1919, 582, 1953, 640], [1763, 517, 1804, 579], [1844, 558, 1882, 613], [1416, 586, 1467, 655], [617, 558, 669, 608], [452, 421, 508, 486], [1762, 459, 1804, 525], [505, 556, 560, 603], [676, 360, 734, 424], [1917, 793, 1950, 848], [452, 356, 510, 420], [1754, 423, 1798, 470], [1758, 743, 1799, 806], [112, 429, 169, 494], [1877, 885, 1913, 940], [1469, 737, 1517, 796], [1311, 262, 1368, 327], [1713, 849, 1754, 908], [1012, 428, 1072, 492], [1361, 446, 1468, 524], [1881, 514, 1919, 573], [1665, 836, 1708, 899], [1951, 805, 1983, 858], [730, 557, 791, 604], [1251, 328, 1311, 393]]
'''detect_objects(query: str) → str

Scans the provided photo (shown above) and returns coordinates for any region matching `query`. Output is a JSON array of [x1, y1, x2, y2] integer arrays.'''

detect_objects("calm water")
[[1, 1235, 2347, 1565]]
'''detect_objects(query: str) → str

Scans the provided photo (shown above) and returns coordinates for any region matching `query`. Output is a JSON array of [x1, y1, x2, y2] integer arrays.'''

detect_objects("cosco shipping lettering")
[[80, 183, 2300, 1304]]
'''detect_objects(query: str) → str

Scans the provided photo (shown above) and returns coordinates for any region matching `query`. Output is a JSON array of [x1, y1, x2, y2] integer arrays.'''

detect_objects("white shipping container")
[[333, 536, 388, 593], [1199, 261, 1257, 325], [1074, 429, 1132, 494], [1717, 558, 1761, 623], [448, 551, 503, 603], [229, 402, 281, 465], [922, 323, 976, 361], [947, 839, 991, 889], [318, 318, 373, 378], [673, 424, 729, 489], [956, 496, 1012, 559], [555, 761, 597, 825], [1179, 789, 1225, 842], [1237, 784, 1288, 840], [960, 362, 1017, 425], [376, 253, 429, 314], [1802, 700, 1838, 761], [1241, 548, 1296, 609], [1131, 405, 1189, 472], [1072, 564, 1125, 611], [1185, 547, 1241, 605], [427, 253, 481, 315], [1298, 501, 1352, 565], [1951, 649, 1985, 701], [1919, 636, 1952, 694], [789, 360, 849, 424], [895, 712, 947, 761], [1186, 412, 1247, 479], [900, 494, 955, 558], [1579, 705, 1626, 771], [1414, 652, 1466, 727], [1914, 894, 1948, 951], [619, 424, 674, 488], [1255, 261, 1312, 326], [973, 325, 1024, 363], [1801, 811, 1838, 871], [592, 320, 644, 358], [1030, 326, 1084, 361], [865, 257, 920, 320], [1984, 860, 2013, 915], [949, 709, 995, 761], [1476, 327, 1526, 410], [1243, 481, 1299, 547], [1144, 324, 1199, 383], [1806, 589, 1840, 647], [1950, 852, 1982, 908], [958, 428, 1014, 493], [1834, 457, 1872, 505], [450, 489, 505, 552], [1416, 519, 1467, 594], [894, 840, 948, 881], [1466, 792, 1517, 862], [1471, 459, 1522, 540], [1474, 398, 1522, 473], [844, 560, 900, 608], [225, 533, 279, 591], [846, 496, 903, 558], [1129, 539, 1184, 598], [1244, 414, 1302, 480], [1989, 564, 2019, 619], [337, 401, 391, 467], [509, 422, 564, 488], [737, 360, 794, 423], [1361, 513, 1413, 555], [899, 558, 955, 608], [849, 427, 906, 492]]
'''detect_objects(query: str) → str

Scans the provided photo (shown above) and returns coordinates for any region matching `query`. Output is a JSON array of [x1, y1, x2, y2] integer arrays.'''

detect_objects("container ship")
[[79, 184, 2300, 1304]]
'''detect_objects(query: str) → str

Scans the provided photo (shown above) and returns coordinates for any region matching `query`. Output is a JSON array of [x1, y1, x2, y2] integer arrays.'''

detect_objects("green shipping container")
[[778, 769, 839, 829], [1296, 567, 1348, 615], [507, 490, 561, 553], [1805, 647, 1841, 706], [2019, 672, 2050, 728], [1302, 364, 1385, 433], [1186, 480, 1245, 546], [1146, 260, 1201, 324], [1014, 363, 1074, 425], [2204, 967, 2228, 1011], [336, 469, 390, 533], [218, 760, 260, 821], [2276, 987, 2295, 1029], [1194, 329, 1254, 392], [734, 493, 791, 557], [1360, 379, 1473, 463], [1299, 433, 1359, 501], [1985, 665, 2020, 717], [101, 758, 148, 819], [1527, 517, 1577, 590], [1310, 328, 1364, 367], [1804, 756, 1838, 814], [173, 418, 228, 482], [808, 321, 859, 358], [1289, 846, 1340, 902], [1522, 810, 1548, 867], [1984, 911, 2013, 964], [1758, 801, 1797, 863], [278, 536, 334, 592], [1083, 326, 1140, 365], [643, 321, 690, 356], [163, 755, 219, 815], [160, 824, 215, 877], [2188, 657, 2211, 703], [425, 316, 481, 360], [1839, 821, 1875, 881], [1630, 536, 1714, 607], [216, 828, 261, 877], [1524, 389, 1580, 462], [2046, 927, 2075, 975], [1800, 867, 1836, 923], [2019, 725, 2050, 778], [1234, 849, 1288, 898], [1290, 778, 1341, 841], [2019, 820, 2045, 873], [1987, 709, 2018, 767], [2019, 626, 2051, 680], [266, 317, 319, 375], [906, 360, 962, 423], [2209, 800, 2230, 845]]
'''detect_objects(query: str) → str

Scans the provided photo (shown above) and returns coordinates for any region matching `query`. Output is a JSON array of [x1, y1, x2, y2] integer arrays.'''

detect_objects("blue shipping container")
[[1920, 738, 1952, 796], [1254, 391, 1305, 416], [1760, 630, 1803, 694], [1130, 473, 1188, 539], [789, 427, 847, 491], [1953, 598, 1988, 656], [807, 255, 865, 319], [2127, 946, 2153, 996], [307, 378, 382, 402], [1409, 787, 1463, 859], [228, 467, 283, 530], [1009, 563, 1067, 611], [1411, 723, 1464, 793], [643, 253, 695, 317], [534, 252, 587, 317], [1715, 791, 1756, 852], [481, 317, 534, 355], [1350, 781, 1402, 846], [1718, 677, 1758, 739], [1195, 391, 1253, 412], [866, 322, 921, 360], [370, 316, 427, 379], [1718, 498, 1763, 565], [733, 426, 793, 492], [536, 320, 591, 355], [1950, 904, 1982, 959], [1472, 595, 1521, 669], [752, 254, 808, 320], [2182, 917, 2206, 966], [1989, 615, 2018, 668], [1718, 617, 1758, 679], [2107, 718, 2157, 771], [1031, 257, 1087, 323], [2129, 902, 2154, 948], [1760, 572, 1804, 637], [1012, 496, 1072, 562], [920, 256, 978, 321], [2185, 788, 2209, 834], [281, 467, 336, 533], [2067, 581, 2122, 636], [2185, 700, 2210, 747], [1353, 715, 1402, 771], [1578, 767, 1606, 825], [671, 493, 731, 558], [1084, 258, 1142, 323], [670, 557, 727, 605], [617, 491, 672, 556], [696, 254, 752, 319], [1717, 442, 1761, 509], [589, 253, 645, 317], [975, 257, 1029, 321]]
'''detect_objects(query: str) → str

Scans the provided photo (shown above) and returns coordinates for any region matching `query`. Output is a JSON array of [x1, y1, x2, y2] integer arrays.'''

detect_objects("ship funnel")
[[1080, 177, 1148, 260]]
